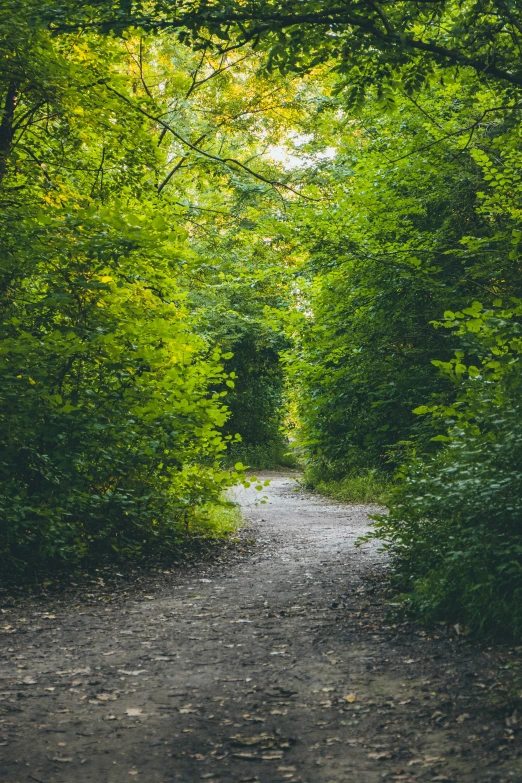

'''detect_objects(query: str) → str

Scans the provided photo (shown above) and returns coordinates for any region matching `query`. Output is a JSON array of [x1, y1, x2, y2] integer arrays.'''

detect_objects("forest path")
[[1, 474, 521, 783]]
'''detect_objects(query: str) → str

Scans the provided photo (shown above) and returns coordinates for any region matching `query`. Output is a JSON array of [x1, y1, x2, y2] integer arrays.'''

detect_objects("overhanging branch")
[[105, 84, 317, 200]]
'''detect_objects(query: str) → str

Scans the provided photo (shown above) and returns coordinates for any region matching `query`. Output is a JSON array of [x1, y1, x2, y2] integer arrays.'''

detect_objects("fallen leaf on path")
[[125, 707, 143, 716], [118, 670, 146, 676], [97, 693, 117, 701], [345, 694, 356, 703], [456, 713, 471, 723], [231, 733, 276, 747], [52, 756, 73, 762], [262, 751, 284, 760], [128, 769, 139, 775], [368, 751, 392, 760]]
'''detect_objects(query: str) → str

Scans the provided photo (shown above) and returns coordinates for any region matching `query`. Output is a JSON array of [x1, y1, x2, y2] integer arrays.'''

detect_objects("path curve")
[[1, 474, 520, 782]]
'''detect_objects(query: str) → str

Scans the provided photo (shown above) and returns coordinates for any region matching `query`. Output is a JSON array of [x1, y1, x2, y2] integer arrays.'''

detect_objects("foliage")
[[287, 84, 520, 477], [185, 240, 291, 468], [43, 1, 522, 94], [0, 199, 245, 574], [360, 98, 522, 638], [191, 500, 242, 539], [0, 11, 304, 576], [369, 301, 522, 637]]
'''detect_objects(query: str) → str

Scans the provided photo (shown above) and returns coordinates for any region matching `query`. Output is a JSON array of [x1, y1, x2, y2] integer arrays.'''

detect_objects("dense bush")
[[0, 8, 310, 577], [0, 206, 241, 575], [371, 302, 522, 637]]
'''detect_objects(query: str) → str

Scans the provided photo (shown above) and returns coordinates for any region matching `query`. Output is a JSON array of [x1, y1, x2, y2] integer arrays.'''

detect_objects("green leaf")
[[152, 214, 167, 231]]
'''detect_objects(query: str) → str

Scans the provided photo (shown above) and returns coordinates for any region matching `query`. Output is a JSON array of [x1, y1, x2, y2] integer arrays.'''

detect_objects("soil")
[[1, 473, 522, 783]]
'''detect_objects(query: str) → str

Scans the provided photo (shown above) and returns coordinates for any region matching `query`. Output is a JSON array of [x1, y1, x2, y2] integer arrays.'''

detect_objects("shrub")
[[370, 301, 522, 638], [0, 206, 242, 577]]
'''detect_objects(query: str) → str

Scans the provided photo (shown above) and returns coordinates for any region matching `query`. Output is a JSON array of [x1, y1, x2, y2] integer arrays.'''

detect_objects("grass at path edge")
[[302, 467, 392, 506]]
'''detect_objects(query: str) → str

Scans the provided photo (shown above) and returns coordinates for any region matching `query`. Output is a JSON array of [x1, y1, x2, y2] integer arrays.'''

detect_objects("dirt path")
[[1, 474, 521, 783]]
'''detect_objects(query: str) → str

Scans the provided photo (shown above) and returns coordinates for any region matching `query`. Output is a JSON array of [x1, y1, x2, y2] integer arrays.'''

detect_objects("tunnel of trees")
[[2, 0, 522, 637]]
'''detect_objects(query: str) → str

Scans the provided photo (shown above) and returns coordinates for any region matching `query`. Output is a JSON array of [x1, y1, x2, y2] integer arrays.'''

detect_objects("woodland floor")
[[1, 474, 522, 783]]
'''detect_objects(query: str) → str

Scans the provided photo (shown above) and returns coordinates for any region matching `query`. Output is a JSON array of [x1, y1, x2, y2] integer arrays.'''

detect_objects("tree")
[[281, 77, 519, 473], [0, 8, 307, 574], [42, 1, 522, 94]]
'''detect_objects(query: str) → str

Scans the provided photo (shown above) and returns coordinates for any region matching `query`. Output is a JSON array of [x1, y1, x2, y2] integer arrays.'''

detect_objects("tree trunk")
[[0, 82, 18, 185]]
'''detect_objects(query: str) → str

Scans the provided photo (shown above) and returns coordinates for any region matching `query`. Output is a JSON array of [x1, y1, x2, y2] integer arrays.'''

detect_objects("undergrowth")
[[191, 501, 242, 538], [0, 499, 243, 586], [225, 441, 299, 470], [303, 466, 392, 505]]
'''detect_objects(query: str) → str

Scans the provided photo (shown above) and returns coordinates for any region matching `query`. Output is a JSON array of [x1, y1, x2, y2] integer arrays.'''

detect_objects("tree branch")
[[105, 84, 317, 200], [388, 104, 521, 163], [51, 6, 522, 88]]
